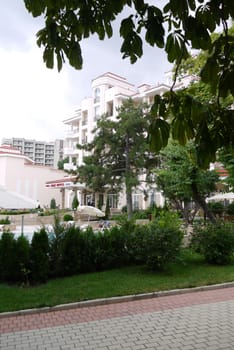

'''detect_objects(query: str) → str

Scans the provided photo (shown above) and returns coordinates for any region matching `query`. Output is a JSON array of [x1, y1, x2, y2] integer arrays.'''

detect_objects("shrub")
[[48, 215, 65, 277], [95, 226, 129, 270], [133, 209, 148, 220], [63, 213, 74, 222], [0, 232, 16, 282], [208, 202, 224, 217], [30, 228, 50, 283], [0, 216, 10, 224], [50, 198, 56, 209], [226, 202, 234, 215], [115, 214, 136, 234], [59, 226, 83, 276], [144, 223, 183, 271], [13, 235, 30, 284], [153, 210, 181, 231], [72, 194, 79, 210], [127, 225, 148, 264], [191, 223, 234, 265], [79, 226, 97, 272]]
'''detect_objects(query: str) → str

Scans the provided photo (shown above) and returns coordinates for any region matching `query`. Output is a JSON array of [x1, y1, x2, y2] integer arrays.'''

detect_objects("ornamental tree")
[[77, 99, 158, 218], [156, 141, 219, 223]]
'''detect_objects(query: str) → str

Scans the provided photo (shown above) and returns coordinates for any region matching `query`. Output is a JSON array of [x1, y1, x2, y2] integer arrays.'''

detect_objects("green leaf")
[[24, 0, 46, 17], [148, 118, 170, 152], [43, 46, 54, 69], [68, 43, 83, 69]]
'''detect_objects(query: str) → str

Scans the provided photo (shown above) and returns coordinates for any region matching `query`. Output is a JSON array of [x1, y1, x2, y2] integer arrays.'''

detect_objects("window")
[[106, 101, 113, 117], [132, 193, 143, 210], [94, 105, 101, 120], [94, 88, 100, 103], [82, 110, 88, 125], [107, 194, 118, 209]]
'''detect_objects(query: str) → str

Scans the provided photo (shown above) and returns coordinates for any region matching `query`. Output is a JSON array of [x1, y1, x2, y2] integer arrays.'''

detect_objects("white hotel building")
[[48, 72, 193, 210]]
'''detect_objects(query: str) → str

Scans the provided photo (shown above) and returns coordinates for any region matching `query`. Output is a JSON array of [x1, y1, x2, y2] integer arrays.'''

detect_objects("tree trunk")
[[191, 168, 216, 223], [125, 133, 133, 219], [126, 189, 133, 220]]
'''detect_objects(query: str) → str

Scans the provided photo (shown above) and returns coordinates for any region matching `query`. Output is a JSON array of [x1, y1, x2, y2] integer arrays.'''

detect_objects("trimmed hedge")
[[0, 216, 184, 284]]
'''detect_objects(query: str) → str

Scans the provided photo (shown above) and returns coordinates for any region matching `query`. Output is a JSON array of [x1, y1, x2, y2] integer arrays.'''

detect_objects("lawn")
[[1, 249, 234, 313]]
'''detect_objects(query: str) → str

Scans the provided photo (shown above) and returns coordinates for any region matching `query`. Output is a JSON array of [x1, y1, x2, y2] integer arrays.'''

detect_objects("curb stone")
[[1, 281, 234, 319]]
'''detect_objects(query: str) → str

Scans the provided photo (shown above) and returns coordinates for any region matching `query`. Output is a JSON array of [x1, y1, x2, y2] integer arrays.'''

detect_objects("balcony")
[[64, 147, 80, 156], [65, 130, 79, 139], [64, 163, 77, 171]]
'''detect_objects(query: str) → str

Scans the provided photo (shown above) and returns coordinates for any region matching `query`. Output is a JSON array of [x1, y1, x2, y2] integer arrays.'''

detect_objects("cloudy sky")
[[0, 0, 172, 143]]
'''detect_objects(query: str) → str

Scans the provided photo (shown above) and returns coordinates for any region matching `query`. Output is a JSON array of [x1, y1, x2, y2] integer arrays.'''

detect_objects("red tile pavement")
[[1, 285, 234, 334]]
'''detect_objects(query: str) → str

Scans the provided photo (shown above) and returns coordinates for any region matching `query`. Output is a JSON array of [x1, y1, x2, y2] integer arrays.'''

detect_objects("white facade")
[[62, 72, 171, 210], [0, 145, 67, 208]]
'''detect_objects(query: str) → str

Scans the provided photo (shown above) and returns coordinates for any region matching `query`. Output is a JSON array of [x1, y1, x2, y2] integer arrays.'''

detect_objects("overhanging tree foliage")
[[77, 99, 158, 218], [24, 0, 234, 166], [156, 141, 219, 223]]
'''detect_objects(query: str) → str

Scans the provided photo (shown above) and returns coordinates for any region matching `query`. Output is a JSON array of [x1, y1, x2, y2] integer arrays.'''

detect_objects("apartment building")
[[2, 138, 64, 168], [60, 72, 173, 210]]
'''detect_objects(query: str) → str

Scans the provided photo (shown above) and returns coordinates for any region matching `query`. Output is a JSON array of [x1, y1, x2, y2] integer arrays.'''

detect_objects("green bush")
[[144, 223, 183, 270], [191, 223, 234, 265], [0, 232, 16, 282], [95, 226, 129, 270], [208, 202, 224, 217], [115, 214, 136, 234], [127, 225, 148, 264], [0, 216, 10, 224], [13, 235, 30, 284], [48, 215, 65, 277], [50, 198, 56, 209], [59, 226, 96, 275], [59, 226, 83, 276], [125, 213, 183, 271], [153, 210, 181, 231], [79, 226, 97, 272], [30, 228, 50, 283], [72, 194, 79, 210], [226, 202, 234, 215], [63, 213, 74, 222]]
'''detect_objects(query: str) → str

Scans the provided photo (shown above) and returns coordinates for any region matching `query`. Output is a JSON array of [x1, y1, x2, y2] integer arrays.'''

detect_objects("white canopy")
[[207, 192, 234, 202], [0, 186, 38, 209]]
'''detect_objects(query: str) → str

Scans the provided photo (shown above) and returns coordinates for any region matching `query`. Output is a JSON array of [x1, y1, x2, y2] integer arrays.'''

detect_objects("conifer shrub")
[[50, 198, 56, 209], [13, 235, 30, 284], [59, 225, 83, 276], [30, 228, 50, 283], [48, 214, 65, 277], [72, 193, 79, 210], [0, 232, 16, 282]]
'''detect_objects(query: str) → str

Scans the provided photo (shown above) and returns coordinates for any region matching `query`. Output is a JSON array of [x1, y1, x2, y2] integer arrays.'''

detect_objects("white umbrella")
[[207, 192, 234, 202], [77, 205, 105, 220]]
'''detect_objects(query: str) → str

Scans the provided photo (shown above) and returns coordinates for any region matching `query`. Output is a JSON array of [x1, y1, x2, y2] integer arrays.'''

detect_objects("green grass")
[[1, 249, 234, 313]]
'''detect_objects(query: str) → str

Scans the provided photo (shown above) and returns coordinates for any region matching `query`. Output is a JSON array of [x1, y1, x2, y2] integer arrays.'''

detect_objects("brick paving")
[[1, 285, 234, 349]]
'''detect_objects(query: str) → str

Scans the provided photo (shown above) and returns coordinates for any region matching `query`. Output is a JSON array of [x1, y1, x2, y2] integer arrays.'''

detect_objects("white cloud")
[[0, 46, 71, 141]]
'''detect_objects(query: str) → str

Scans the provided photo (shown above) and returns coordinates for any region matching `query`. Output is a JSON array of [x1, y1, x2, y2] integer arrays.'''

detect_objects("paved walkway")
[[1, 285, 234, 349]]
